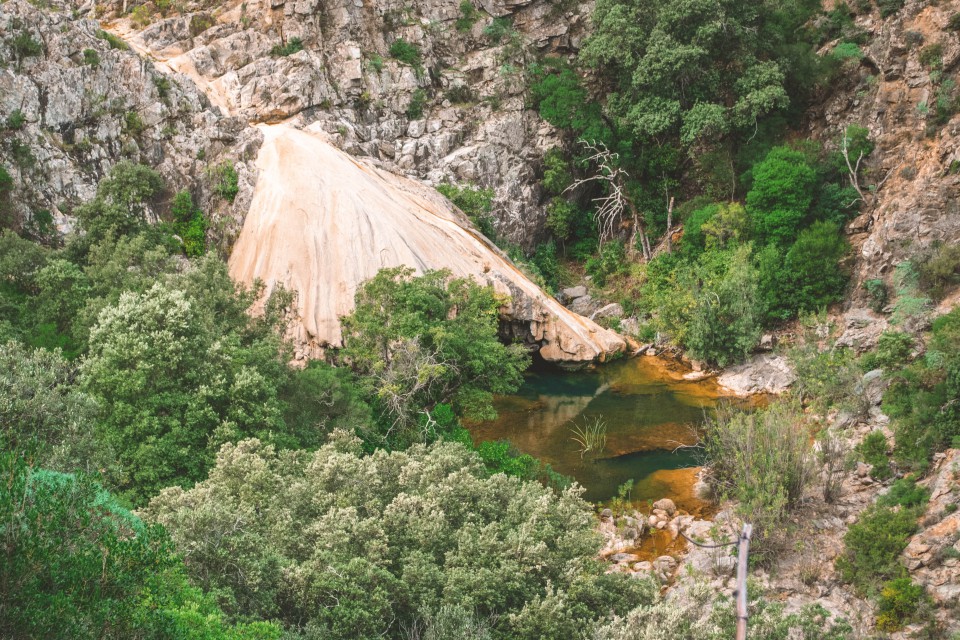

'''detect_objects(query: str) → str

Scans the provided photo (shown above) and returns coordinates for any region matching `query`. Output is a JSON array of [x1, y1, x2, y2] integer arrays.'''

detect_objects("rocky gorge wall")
[[0, 0, 259, 242], [94, 0, 594, 247]]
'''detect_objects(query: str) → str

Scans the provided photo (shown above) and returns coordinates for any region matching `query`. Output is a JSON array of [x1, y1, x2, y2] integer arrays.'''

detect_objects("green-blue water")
[[468, 356, 723, 504]]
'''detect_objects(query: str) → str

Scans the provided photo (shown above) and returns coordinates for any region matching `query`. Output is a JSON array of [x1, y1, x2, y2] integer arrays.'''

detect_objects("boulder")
[[591, 303, 624, 321], [652, 498, 677, 516], [718, 354, 795, 396], [563, 285, 588, 299]]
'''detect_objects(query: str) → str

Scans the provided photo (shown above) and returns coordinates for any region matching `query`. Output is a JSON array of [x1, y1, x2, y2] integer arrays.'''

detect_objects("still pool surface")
[[468, 356, 725, 505]]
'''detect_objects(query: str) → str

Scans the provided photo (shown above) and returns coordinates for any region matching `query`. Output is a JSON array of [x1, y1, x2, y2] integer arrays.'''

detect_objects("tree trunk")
[[665, 196, 674, 254]]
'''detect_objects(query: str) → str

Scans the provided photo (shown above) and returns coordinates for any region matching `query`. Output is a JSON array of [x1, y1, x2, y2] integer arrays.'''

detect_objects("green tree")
[[340, 267, 529, 446], [685, 245, 762, 366], [579, 0, 815, 146], [0, 341, 109, 475], [0, 450, 282, 639], [746, 146, 818, 245], [73, 161, 165, 252], [80, 259, 295, 503], [144, 435, 650, 639]]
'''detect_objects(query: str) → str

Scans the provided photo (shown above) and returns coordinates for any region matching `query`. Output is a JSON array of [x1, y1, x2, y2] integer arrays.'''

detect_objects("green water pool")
[[468, 356, 723, 503]]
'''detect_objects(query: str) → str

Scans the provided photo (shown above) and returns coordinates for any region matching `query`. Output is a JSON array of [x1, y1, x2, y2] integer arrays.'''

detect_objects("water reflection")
[[467, 356, 724, 504]]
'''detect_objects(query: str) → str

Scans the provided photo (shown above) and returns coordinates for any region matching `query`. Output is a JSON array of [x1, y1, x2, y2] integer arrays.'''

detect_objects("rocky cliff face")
[[228, 121, 624, 363], [0, 0, 623, 364], [0, 0, 259, 241], [811, 0, 960, 312], [93, 0, 593, 246]]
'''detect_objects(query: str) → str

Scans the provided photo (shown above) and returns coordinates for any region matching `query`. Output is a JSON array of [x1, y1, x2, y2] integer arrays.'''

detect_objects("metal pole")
[[735, 523, 753, 640]]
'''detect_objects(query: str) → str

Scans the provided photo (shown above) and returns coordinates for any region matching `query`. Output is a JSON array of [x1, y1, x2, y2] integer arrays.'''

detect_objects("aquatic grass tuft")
[[570, 416, 607, 460]]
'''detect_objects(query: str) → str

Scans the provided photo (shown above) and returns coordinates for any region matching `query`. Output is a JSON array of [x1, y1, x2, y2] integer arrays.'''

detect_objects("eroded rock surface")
[[228, 122, 624, 363]]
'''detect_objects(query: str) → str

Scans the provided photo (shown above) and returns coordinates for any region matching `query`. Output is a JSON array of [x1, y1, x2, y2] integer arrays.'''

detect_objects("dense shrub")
[[916, 242, 960, 300], [877, 477, 929, 509], [144, 435, 649, 639], [455, 0, 480, 31], [437, 182, 495, 238], [684, 245, 761, 366], [82, 47, 100, 67], [857, 430, 892, 480], [78, 257, 308, 503], [98, 29, 129, 49], [836, 504, 918, 595], [212, 161, 240, 203], [0, 451, 280, 639], [860, 331, 913, 371], [579, 0, 817, 147], [406, 88, 428, 119], [340, 267, 528, 447], [389, 38, 422, 67], [788, 320, 864, 413], [585, 239, 626, 286], [746, 146, 818, 245], [702, 400, 813, 559], [882, 307, 960, 465], [594, 580, 852, 639], [876, 578, 928, 632], [270, 37, 304, 56]]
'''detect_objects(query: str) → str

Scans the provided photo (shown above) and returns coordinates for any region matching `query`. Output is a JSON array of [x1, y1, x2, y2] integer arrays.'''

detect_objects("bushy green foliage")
[[0, 451, 281, 639], [5, 109, 26, 130], [684, 245, 761, 366], [144, 435, 648, 639], [270, 37, 304, 57], [876, 578, 928, 632], [11, 31, 43, 61], [857, 430, 892, 480], [483, 17, 515, 44], [883, 307, 960, 466], [529, 58, 610, 142], [72, 161, 165, 251], [170, 190, 208, 257], [82, 47, 100, 67], [406, 88, 428, 118], [836, 504, 918, 595], [78, 259, 308, 503], [437, 182, 496, 240], [579, 0, 819, 146], [97, 29, 129, 49], [389, 38, 422, 67], [860, 331, 913, 371], [594, 579, 852, 639], [746, 146, 818, 245], [455, 0, 480, 31], [863, 278, 888, 312], [340, 267, 528, 447], [702, 400, 812, 558], [788, 318, 864, 413], [0, 342, 109, 474], [831, 42, 863, 61], [212, 161, 240, 203], [916, 242, 960, 300], [876, 0, 905, 18], [877, 477, 929, 509], [585, 239, 626, 286]]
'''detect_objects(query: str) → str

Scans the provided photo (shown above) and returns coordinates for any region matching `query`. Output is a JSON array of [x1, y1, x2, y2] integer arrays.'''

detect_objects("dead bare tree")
[[840, 128, 867, 204], [665, 195, 675, 254], [564, 140, 651, 260]]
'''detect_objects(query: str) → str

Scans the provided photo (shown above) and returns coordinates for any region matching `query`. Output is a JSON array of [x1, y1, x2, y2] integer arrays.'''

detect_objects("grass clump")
[[97, 30, 128, 50], [389, 38, 422, 67], [270, 37, 304, 57]]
